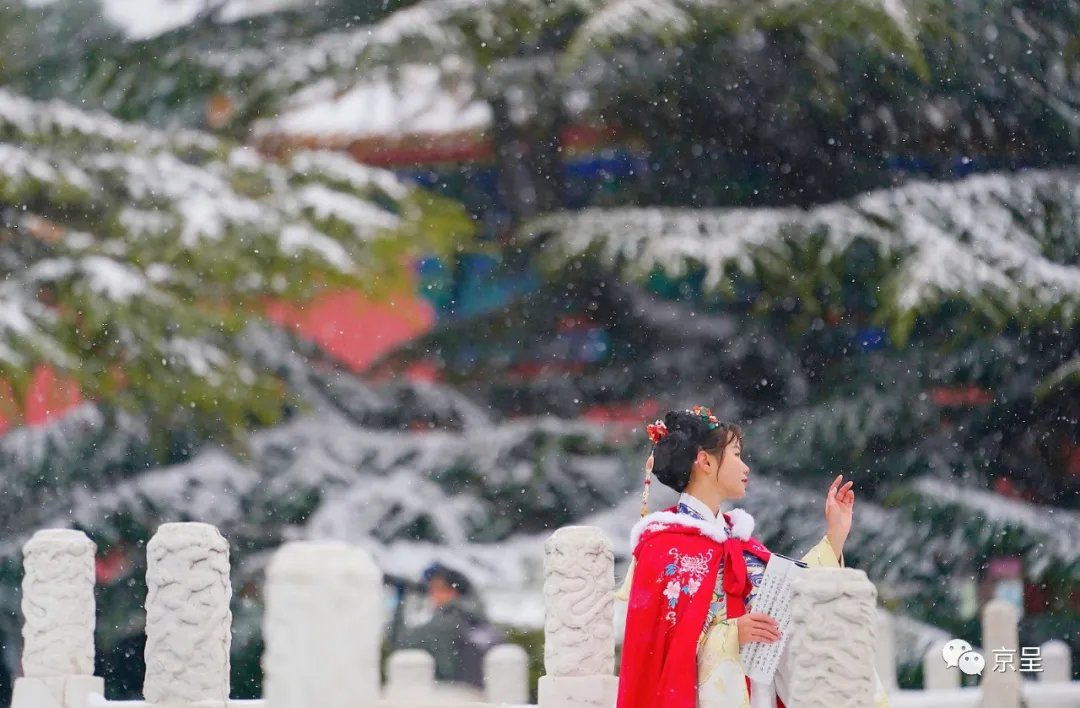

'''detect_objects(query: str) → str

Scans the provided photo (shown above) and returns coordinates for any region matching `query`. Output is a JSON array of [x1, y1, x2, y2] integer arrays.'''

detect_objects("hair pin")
[[646, 420, 668, 444]]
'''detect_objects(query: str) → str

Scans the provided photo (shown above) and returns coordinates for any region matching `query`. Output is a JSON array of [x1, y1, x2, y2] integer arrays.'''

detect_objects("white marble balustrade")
[[8, 523, 1080, 708]]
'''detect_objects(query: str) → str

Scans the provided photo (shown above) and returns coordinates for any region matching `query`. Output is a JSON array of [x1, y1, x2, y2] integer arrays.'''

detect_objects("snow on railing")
[[7, 524, 1080, 708]]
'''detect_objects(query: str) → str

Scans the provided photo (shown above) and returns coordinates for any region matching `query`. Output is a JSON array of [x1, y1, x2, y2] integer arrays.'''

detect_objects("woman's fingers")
[[828, 478, 856, 508], [737, 614, 781, 645], [746, 613, 778, 629], [745, 615, 780, 642], [750, 628, 779, 643]]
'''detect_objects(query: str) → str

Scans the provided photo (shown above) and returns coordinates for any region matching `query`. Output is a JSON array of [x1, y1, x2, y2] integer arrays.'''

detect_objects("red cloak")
[[616, 508, 775, 708]]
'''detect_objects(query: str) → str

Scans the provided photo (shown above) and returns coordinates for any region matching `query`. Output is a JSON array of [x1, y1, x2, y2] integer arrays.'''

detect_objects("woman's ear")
[[695, 449, 713, 472]]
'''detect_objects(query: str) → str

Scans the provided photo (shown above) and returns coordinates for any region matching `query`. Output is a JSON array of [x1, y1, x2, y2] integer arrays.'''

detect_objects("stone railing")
[[8, 524, 1080, 708], [880, 602, 1079, 708], [792, 569, 1080, 708], [9, 524, 617, 708]]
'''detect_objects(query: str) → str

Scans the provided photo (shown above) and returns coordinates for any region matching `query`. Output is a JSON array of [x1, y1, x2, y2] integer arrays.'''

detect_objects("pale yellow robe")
[[696, 535, 889, 708]]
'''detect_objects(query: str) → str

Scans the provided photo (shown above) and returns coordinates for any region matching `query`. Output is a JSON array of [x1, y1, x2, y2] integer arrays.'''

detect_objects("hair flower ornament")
[[646, 420, 669, 444], [688, 405, 720, 430]]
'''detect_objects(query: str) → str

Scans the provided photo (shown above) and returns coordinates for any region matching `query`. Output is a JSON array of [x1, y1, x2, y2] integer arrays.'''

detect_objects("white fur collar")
[[629, 507, 755, 551], [727, 508, 755, 540]]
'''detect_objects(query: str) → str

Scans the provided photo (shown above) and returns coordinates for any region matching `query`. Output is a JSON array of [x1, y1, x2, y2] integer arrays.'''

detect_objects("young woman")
[[616, 406, 888, 708]]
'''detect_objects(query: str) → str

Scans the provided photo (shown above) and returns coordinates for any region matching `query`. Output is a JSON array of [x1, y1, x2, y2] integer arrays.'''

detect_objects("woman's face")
[[698, 435, 749, 500]]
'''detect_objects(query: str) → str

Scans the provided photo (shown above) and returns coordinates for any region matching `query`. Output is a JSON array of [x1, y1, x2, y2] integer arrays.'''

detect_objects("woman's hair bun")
[[650, 410, 713, 493]]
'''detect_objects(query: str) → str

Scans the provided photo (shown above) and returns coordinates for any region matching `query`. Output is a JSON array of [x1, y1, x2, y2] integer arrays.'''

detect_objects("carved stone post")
[[980, 600, 1021, 708], [383, 650, 437, 702], [875, 609, 898, 691], [12, 530, 104, 708], [144, 522, 232, 703], [1040, 640, 1072, 683], [485, 644, 530, 704], [786, 568, 878, 708], [923, 639, 961, 690], [537, 526, 618, 708], [263, 541, 382, 708]]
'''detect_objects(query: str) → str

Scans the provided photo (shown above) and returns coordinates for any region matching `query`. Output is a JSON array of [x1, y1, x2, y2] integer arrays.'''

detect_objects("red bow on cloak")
[[719, 514, 772, 620], [719, 517, 785, 708]]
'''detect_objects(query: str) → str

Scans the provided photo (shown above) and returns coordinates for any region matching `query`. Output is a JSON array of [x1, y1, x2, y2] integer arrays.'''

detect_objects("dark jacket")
[[396, 595, 504, 687]]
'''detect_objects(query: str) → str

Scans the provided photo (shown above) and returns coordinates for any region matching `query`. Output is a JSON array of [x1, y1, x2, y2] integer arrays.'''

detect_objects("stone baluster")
[[875, 609, 898, 692], [1039, 640, 1072, 683], [980, 600, 1021, 708], [924, 639, 961, 690], [263, 541, 382, 708], [383, 650, 437, 702], [485, 643, 530, 704], [537, 526, 618, 708], [144, 523, 232, 704], [786, 568, 878, 708], [12, 530, 104, 708]]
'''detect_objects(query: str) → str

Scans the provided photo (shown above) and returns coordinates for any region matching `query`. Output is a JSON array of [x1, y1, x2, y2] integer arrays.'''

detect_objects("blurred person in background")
[[395, 562, 505, 687]]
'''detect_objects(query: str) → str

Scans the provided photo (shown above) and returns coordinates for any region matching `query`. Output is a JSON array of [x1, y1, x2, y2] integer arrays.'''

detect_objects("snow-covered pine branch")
[[562, 0, 922, 73], [0, 90, 472, 439], [523, 169, 1080, 341], [12, 0, 1077, 174], [0, 375, 634, 645], [903, 477, 1080, 579]]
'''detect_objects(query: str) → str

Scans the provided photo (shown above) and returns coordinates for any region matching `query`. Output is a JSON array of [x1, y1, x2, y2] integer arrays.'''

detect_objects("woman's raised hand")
[[735, 613, 780, 645], [824, 474, 855, 556]]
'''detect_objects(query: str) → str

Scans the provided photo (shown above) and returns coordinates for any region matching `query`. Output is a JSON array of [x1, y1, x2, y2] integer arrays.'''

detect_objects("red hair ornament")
[[641, 419, 669, 517]]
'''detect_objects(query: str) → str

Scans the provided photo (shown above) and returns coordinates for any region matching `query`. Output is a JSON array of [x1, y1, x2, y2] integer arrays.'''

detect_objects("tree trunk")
[[487, 70, 565, 231]]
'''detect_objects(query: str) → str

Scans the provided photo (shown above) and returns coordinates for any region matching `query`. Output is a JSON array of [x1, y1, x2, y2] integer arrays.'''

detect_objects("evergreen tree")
[[0, 89, 473, 446], [16, 0, 1080, 209], [381, 166, 1080, 652], [1, 0, 1078, 695]]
